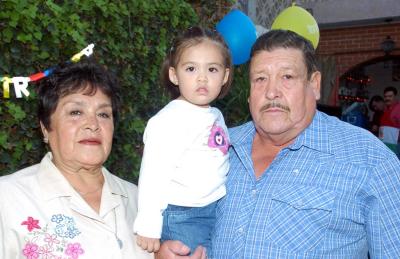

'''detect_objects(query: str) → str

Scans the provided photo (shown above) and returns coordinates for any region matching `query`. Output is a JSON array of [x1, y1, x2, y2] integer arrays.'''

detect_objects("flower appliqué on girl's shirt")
[[208, 124, 230, 155], [20, 214, 84, 259]]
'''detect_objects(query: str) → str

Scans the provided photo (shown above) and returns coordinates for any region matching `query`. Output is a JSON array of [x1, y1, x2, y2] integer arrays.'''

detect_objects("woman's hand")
[[155, 240, 206, 259]]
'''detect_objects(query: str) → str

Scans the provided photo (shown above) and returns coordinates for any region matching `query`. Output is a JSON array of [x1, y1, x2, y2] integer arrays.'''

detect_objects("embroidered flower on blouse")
[[21, 217, 41, 232], [208, 124, 230, 155], [65, 243, 84, 259], [21, 214, 83, 259], [38, 244, 54, 258], [51, 214, 63, 224], [44, 233, 60, 247], [22, 242, 39, 259]]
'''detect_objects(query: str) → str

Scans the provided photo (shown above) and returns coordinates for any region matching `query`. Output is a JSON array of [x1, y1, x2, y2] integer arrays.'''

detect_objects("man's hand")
[[155, 240, 206, 259], [137, 235, 161, 253]]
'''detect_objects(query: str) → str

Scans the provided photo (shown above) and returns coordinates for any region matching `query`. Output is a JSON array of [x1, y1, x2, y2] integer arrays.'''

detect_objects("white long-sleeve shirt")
[[134, 100, 230, 238], [0, 152, 153, 259]]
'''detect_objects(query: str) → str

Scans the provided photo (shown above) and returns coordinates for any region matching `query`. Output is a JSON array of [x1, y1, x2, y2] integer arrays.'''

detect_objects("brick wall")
[[317, 22, 400, 76]]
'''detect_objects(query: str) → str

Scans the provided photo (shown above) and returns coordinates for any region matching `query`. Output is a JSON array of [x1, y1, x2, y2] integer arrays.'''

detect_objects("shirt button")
[[293, 169, 299, 175], [238, 227, 244, 233], [251, 189, 257, 197]]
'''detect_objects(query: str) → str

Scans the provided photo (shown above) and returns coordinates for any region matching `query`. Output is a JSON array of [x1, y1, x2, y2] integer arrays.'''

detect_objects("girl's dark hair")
[[160, 26, 234, 99], [251, 29, 318, 80], [38, 58, 121, 130]]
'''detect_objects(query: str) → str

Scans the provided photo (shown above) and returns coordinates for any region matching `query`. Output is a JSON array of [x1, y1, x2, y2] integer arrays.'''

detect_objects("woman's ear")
[[169, 67, 178, 86], [40, 121, 49, 143]]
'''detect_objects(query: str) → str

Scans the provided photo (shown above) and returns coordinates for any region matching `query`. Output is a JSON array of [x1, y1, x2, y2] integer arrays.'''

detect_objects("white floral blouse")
[[0, 152, 153, 259]]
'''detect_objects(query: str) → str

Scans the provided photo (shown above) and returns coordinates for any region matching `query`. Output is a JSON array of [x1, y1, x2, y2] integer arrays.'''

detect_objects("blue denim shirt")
[[212, 111, 400, 258]]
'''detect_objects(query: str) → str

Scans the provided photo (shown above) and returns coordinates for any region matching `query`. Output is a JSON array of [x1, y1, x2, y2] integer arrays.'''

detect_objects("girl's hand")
[[137, 235, 161, 253]]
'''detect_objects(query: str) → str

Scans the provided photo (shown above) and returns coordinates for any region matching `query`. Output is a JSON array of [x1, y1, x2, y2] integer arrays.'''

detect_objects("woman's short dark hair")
[[250, 29, 318, 80], [369, 95, 384, 111], [38, 59, 121, 130], [160, 26, 234, 99]]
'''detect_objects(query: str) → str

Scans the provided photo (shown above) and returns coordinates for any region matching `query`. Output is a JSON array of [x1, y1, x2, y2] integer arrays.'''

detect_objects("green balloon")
[[271, 5, 319, 49]]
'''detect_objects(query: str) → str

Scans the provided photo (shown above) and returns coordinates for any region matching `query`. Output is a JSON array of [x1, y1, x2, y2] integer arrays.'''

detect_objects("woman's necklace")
[[73, 185, 103, 196]]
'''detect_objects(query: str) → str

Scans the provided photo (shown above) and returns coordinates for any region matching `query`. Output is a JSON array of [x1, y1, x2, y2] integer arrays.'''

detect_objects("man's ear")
[[309, 71, 321, 101], [169, 67, 178, 86]]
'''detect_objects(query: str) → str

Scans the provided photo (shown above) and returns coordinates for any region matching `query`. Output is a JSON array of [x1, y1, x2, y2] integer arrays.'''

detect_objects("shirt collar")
[[230, 111, 332, 154], [289, 111, 333, 154], [37, 152, 128, 201]]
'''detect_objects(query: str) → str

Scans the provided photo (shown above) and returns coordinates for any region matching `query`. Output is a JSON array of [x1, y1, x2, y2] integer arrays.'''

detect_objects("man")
[[156, 30, 400, 259], [379, 86, 400, 157], [368, 95, 384, 136]]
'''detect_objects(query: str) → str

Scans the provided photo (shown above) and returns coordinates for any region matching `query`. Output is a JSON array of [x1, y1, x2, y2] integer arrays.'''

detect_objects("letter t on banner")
[[12, 77, 30, 98]]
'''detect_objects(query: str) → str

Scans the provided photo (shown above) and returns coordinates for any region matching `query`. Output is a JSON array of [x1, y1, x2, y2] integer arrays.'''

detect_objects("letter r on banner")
[[12, 77, 30, 98]]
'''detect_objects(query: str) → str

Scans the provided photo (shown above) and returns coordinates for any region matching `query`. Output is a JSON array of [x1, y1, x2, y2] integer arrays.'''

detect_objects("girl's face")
[[169, 40, 230, 107]]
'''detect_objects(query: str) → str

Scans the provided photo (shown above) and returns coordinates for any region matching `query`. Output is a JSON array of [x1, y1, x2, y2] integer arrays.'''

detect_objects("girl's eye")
[[209, 67, 218, 73], [185, 66, 195, 72], [70, 110, 81, 116]]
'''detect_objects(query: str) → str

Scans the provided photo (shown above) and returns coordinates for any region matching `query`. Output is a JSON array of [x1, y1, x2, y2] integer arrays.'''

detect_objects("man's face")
[[248, 48, 321, 144], [384, 90, 396, 106]]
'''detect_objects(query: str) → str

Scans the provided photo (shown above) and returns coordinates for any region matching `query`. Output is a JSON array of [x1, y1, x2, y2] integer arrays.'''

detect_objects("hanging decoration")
[[1, 44, 94, 99]]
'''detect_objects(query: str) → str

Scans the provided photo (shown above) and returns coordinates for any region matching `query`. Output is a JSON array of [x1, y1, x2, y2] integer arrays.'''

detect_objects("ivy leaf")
[[0, 132, 8, 149], [5, 102, 26, 121]]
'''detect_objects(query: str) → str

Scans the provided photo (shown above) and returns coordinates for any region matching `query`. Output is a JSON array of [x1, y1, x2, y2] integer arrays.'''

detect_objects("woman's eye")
[[209, 67, 218, 73], [70, 110, 81, 116], [98, 112, 111, 119], [185, 66, 195, 72]]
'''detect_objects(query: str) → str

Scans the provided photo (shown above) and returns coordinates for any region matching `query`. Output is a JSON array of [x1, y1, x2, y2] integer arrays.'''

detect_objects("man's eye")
[[256, 77, 266, 82], [283, 74, 293, 80]]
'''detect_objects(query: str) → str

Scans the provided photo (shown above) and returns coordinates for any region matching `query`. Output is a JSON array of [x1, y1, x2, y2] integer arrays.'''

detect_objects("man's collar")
[[230, 111, 333, 154], [290, 111, 333, 154]]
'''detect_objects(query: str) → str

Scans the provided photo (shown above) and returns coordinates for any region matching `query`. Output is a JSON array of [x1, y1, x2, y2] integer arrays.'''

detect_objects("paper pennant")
[[1, 44, 94, 98]]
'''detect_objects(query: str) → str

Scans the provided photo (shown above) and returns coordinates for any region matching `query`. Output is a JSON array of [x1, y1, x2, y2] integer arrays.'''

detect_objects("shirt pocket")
[[265, 185, 335, 252]]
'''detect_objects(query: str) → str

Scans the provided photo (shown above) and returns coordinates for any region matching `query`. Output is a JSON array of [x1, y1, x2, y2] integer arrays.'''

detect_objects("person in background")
[[368, 95, 385, 136], [379, 86, 400, 157], [133, 26, 233, 258], [0, 60, 153, 259], [156, 30, 400, 259]]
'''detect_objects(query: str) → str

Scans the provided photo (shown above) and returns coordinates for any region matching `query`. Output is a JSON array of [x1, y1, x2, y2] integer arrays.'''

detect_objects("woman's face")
[[42, 88, 114, 172]]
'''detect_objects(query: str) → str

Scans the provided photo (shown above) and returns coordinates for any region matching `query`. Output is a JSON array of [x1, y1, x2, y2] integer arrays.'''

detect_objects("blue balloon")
[[216, 10, 257, 65]]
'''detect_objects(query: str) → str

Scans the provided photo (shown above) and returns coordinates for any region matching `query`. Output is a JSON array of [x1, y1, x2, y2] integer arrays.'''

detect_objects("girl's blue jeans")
[[161, 200, 218, 257]]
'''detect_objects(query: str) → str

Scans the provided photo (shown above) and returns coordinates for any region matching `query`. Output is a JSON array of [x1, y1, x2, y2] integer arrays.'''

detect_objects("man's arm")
[[366, 157, 400, 257], [155, 241, 206, 259]]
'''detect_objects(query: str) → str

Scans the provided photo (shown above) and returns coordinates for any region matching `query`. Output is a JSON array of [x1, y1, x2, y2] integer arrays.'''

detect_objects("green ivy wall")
[[0, 0, 249, 183]]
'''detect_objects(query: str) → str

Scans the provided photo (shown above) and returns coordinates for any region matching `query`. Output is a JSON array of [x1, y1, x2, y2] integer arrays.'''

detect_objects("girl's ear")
[[169, 67, 178, 86], [223, 68, 230, 85]]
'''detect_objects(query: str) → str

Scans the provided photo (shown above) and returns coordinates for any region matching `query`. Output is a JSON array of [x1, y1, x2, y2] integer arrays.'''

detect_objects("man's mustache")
[[260, 101, 290, 112]]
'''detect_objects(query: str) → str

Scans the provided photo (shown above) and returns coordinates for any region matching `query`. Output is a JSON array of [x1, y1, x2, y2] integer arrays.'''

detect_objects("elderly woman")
[[0, 60, 153, 259]]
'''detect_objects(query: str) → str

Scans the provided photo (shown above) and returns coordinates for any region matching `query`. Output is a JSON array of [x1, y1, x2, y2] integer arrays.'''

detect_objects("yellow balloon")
[[271, 4, 319, 49]]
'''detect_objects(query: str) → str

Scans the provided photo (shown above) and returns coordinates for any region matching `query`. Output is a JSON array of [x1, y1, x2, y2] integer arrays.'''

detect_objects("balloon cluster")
[[216, 4, 319, 65]]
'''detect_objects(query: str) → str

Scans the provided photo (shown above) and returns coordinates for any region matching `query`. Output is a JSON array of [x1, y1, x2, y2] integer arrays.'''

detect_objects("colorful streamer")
[[1, 44, 94, 98]]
